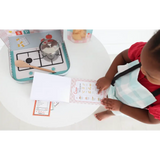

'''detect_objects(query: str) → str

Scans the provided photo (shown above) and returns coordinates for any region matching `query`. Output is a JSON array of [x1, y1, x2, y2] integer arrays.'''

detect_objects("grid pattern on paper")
[[69, 78, 102, 105]]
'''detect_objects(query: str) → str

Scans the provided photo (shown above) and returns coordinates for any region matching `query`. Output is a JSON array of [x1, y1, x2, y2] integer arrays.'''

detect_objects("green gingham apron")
[[108, 60, 158, 111]]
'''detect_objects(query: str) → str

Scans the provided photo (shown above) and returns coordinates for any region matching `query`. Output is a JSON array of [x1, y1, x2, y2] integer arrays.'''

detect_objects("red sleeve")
[[148, 105, 160, 120], [128, 42, 147, 61]]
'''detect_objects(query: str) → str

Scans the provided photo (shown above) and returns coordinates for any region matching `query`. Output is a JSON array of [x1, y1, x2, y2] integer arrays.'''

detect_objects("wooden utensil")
[[15, 60, 56, 73]]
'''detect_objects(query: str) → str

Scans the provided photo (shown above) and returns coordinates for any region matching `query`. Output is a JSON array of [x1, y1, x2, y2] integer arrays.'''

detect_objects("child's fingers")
[[101, 98, 106, 105], [106, 97, 113, 104], [101, 98, 112, 107], [98, 86, 107, 94], [105, 107, 112, 110], [98, 88, 102, 94], [96, 82, 102, 94], [106, 98, 113, 106]]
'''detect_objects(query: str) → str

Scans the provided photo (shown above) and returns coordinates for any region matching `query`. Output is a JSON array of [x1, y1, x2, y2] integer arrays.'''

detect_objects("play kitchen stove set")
[[6, 30, 70, 82], [0, 30, 94, 83]]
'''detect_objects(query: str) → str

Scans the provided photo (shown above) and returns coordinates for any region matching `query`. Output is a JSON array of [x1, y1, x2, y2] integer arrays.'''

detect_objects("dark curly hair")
[[147, 30, 160, 63]]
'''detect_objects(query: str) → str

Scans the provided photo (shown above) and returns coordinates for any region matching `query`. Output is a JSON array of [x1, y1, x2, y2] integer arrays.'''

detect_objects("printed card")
[[33, 100, 52, 116], [70, 79, 107, 105]]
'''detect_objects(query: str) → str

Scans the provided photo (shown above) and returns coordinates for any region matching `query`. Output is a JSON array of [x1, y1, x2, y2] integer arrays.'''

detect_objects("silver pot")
[[39, 39, 60, 61]]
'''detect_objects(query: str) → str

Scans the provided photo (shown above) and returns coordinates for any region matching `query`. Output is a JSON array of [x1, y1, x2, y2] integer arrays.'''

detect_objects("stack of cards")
[[33, 100, 59, 116], [30, 72, 107, 117]]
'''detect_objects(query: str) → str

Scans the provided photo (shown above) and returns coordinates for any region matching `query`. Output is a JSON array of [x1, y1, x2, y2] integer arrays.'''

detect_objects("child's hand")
[[101, 98, 123, 111], [96, 77, 111, 94]]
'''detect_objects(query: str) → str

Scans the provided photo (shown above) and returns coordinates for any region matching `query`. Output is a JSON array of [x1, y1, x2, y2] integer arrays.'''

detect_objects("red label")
[[15, 31, 23, 35]]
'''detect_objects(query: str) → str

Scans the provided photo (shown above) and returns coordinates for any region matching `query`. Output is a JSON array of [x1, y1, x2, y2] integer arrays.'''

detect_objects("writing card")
[[33, 100, 52, 116], [70, 79, 107, 105], [30, 72, 71, 103]]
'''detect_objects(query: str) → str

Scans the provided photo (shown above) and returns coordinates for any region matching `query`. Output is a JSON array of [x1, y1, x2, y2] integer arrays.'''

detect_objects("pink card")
[[69, 78, 107, 105]]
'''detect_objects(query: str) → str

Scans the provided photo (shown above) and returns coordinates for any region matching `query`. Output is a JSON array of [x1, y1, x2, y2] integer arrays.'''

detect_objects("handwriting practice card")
[[70, 79, 107, 105], [33, 100, 52, 116]]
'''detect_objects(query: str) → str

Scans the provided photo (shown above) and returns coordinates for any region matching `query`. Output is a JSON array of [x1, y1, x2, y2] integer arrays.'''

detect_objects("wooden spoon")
[[15, 60, 56, 73]]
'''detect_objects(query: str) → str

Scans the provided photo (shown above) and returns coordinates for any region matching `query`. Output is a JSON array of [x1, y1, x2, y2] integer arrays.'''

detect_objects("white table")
[[0, 35, 111, 128]]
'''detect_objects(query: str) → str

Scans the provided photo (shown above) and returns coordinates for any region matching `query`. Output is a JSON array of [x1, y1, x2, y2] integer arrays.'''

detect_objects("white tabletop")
[[0, 35, 111, 128]]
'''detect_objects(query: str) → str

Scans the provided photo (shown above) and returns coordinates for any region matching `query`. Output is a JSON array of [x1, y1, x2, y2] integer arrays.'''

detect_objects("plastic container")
[[67, 30, 93, 43]]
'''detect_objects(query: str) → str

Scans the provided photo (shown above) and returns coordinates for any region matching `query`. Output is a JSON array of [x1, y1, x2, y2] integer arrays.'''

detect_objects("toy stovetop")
[[8, 30, 70, 82]]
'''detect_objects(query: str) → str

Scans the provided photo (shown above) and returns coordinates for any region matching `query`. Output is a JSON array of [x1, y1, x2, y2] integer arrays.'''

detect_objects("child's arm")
[[120, 104, 160, 124], [105, 49, 131, 81], [96, 49, 131, 93]]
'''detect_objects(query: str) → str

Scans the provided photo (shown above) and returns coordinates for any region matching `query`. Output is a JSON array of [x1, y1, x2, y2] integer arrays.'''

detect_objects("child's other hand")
[[96, 77, 111, 94], [101, 98, 123, 111]]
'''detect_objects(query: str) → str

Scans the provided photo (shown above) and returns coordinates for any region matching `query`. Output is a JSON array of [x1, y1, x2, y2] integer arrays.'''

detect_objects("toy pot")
[[39, 39, 60, 61]]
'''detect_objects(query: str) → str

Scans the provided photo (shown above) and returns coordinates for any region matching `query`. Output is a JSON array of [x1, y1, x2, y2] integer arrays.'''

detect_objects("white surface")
[[30, 72, 71, 102], [1, 30, 160, 130], [0, 35, 111, 128]]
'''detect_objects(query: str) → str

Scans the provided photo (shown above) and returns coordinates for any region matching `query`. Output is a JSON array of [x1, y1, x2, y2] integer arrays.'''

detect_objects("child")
[[95, 30, 160, 124]]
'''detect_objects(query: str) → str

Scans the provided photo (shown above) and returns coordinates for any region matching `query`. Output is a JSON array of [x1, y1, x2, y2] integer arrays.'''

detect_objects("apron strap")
[[111, 62, 141, 86], [111, 62, 160, 97], [111, 63, 160, 97], [152, 88, 160, 97]]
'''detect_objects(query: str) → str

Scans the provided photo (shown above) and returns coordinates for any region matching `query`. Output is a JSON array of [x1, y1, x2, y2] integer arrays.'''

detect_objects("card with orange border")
[[33, 100, 52, 116]]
